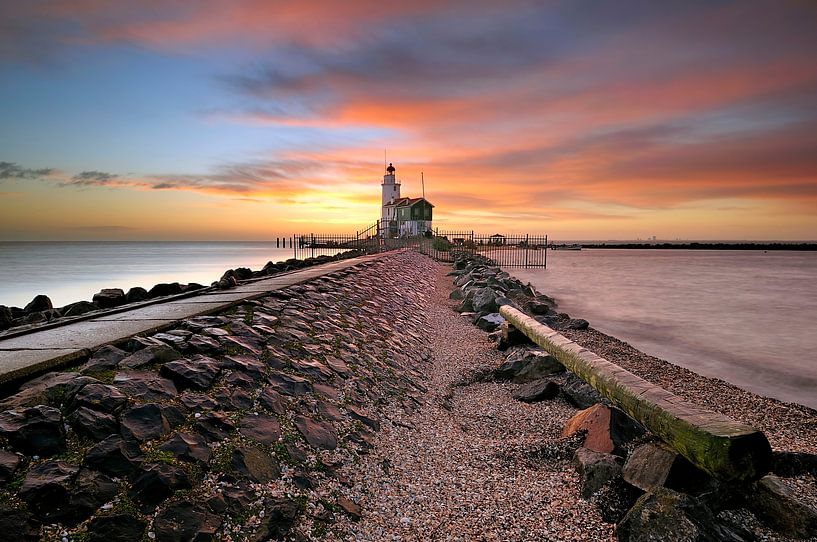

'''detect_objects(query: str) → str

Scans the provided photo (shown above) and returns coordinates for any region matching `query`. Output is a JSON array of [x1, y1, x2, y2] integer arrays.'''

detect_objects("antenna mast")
[[421, 171, 425, 200]]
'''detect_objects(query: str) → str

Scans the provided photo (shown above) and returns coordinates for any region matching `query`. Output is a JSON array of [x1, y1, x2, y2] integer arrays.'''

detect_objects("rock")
[[498, 322, 531, 350], [623, 442, 710, 493], [87, 514, 147, 542], [120, 344, 182, 369], [513, 378, 559, 403], [239, 413, 281, 444], [594, 477, 643, 524], [495, 347, 564, 382], [573, 447, 622, 499], [471, 287, 498, 314], [186, 334, 222, 355], [0, 305, 13, 329], [1, 372, 96, 409], [184, 282, 205, 292], [180, 392, 217, 411], [159, 432, 211, 464], [771, 450, 817, 477], [449, 289, 464, 300], [347, 405, 380, 431], [113, 370, 178, 401], [19, 460, 78, 522], [120, 403, 170, 442], [562, 404, 644, 454], [148, 282, 184, 297], [195, 411, 235, 442], [68, 406, 118, 441], [268, 371, 313, 396], [153, 500, 221, 542], [561, 373, 606, 409], [0, 405, 66, 455], [160, 356, 220, 390], [294, 415, 337, 450], [62, 300, 98, 317], [337, 496, 362, 520], [291, 359, 334, 381], [747, 475, 817, 538], [84, 435, 143, 477], [81, 344, 128, 374], [125, 286, 149, 303], [251, 497, 304, 541], [129, 463, 192, 506], [0, 449, 21, 483], [92, 288, 126, 309], [257, 387, 288, 415], [617, 487, 753, 542], [231, 445, 280, 482], [528, 298, 556, 315], [72, 382, 128, 413], [70, 468, 119, 523], [0, 499, 39, 540], [476, 313, 504, 332], [566, 318, 590, 330], [24, 294, 52, 314], [212, 387, 253, 410]]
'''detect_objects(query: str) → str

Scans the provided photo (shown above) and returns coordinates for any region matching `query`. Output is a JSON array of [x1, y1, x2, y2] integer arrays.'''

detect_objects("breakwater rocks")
[[0, 250, 364, 335], [0, 251, 430, 541], [450, 254, 817, 540]]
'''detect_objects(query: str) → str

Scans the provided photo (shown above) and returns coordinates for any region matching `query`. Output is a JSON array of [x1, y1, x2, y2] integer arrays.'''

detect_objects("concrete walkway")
[[0, 252, 387, 387]]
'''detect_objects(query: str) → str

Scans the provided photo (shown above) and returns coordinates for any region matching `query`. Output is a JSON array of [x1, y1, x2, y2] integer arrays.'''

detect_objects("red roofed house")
[[380, 163, 434, 237]]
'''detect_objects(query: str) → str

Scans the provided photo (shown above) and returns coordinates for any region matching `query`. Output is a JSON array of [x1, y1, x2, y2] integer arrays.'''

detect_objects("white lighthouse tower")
[[381, 162, 400, 225]]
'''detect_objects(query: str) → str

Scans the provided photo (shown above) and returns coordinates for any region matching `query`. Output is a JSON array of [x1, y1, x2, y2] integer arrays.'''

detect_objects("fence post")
[[292, 235, 296, 259], [545, 235, 548, 268], [525, 234, 529, 268]]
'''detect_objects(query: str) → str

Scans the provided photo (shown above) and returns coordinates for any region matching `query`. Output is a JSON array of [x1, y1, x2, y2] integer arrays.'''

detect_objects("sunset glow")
[[2, 1, 816, 240]]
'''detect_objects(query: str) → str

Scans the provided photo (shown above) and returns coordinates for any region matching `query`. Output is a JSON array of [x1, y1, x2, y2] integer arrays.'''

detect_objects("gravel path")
[[331, 262, 614, 541]]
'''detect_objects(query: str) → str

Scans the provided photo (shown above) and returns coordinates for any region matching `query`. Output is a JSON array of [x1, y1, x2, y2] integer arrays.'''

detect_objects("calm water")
[[0, 242, 298, 308], [511, 250, 817, 409]]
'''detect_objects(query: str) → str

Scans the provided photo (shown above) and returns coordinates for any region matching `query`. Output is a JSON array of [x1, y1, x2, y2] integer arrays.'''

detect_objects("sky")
[[1, 0, 816, 240]]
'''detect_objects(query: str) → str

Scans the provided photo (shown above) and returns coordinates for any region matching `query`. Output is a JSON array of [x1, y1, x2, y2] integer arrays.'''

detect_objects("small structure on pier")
[[380, 163, 434, 237]]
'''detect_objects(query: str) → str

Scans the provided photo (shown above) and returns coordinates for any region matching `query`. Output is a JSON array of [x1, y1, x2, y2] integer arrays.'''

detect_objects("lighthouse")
[[379, 162, 434, 237], [381, 162, 400, 224]]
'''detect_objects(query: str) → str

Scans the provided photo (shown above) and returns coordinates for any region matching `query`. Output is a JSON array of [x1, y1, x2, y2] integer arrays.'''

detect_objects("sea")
[[511, 249, 817, 409], [0, 242, 298, 309]]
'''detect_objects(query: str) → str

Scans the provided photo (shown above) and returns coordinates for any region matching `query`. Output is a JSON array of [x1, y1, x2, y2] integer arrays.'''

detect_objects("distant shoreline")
[[572, 242, 817, 251]]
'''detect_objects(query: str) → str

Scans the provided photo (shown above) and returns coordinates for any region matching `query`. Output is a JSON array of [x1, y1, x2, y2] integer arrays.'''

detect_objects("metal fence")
[[293, 221, 547, 268]]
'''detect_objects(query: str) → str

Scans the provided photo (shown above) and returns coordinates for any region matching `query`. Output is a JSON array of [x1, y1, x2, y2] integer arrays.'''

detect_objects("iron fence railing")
[[293, 221, 547, 268]]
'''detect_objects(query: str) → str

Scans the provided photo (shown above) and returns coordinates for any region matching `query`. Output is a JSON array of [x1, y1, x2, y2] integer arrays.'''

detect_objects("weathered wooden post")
[[499, 305, 772, 482]]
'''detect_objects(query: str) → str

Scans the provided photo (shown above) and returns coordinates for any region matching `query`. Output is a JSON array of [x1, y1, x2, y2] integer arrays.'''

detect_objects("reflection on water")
[[510, 249, 817, 409], [0, 242, 297, 308]]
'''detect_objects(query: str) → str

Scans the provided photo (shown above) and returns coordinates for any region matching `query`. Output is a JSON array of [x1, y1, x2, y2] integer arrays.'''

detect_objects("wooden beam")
[[499, 305, 772, 482]]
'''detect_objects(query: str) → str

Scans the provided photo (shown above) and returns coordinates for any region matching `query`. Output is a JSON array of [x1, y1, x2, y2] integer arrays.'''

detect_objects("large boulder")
[[129, 463, 192, 506], [24, 294, 52, 314], [0, 405, 66, 455], [562, 404, 644, 454], [617, 487, 753, 542], [120, 403, 170, 442], [87, 514, 147, 542], [148, 282, 184, 297], [495, 347, 564, 382], [1, 305, 16, 329], [153, 500, 221, 542], [514, 379, 559, 403], [0, 372, 96, 409], [84, 435, 143, 477], [573, 447, 623, 499], [476, 313, 504, 332], [125, 287, 149, 303], [231, 445, 280, 482], [623, 442, 710, 493], [62, 300, 98, 317], [120, 344, 182, 368], [68, 407, 118, 441], [71, 383, 128, 414], [112, 371, 178, 402], [80, 344, 128, 374], [561, 373, 606, 409], [92, 288, 126, 309], [471, 287, 498, 314], [747, 475, 817, 538], [18, 460, 79, 522], [160, 356, 221, 390]]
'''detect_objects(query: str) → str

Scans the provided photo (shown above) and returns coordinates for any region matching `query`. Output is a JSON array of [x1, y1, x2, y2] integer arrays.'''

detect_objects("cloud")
[[0, 162, 54, 179], [67, 170, 120, 186]]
